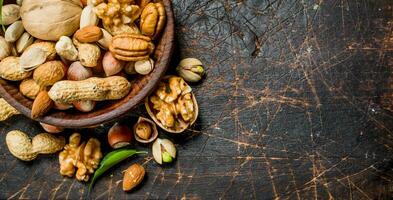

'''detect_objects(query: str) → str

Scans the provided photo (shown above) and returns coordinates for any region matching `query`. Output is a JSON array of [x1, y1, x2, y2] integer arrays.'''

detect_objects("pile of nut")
[[0, 0, 207, 194], [0, 0, 166, 118]]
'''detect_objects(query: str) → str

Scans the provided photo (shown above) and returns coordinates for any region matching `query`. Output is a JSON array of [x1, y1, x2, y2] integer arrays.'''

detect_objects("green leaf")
[[88, 149, 147, 192]]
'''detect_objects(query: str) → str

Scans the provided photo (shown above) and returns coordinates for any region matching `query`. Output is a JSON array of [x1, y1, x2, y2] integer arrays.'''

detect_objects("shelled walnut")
[[145, 76, 198, 133], [94, 0, 141, 28], [59, 133, 102, 182]]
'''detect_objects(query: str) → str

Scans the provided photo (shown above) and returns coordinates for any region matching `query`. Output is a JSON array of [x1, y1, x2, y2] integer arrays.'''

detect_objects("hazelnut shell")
[[133, 117, 158, 144]]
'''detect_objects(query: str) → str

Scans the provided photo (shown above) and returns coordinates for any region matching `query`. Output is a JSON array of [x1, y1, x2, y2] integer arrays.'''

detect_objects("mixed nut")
[[0, 0, 208, 196], [0, 0, 168, 119]]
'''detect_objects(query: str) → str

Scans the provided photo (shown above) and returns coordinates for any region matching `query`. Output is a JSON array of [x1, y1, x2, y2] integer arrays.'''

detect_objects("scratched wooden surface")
[[1, 0, 393, 199]]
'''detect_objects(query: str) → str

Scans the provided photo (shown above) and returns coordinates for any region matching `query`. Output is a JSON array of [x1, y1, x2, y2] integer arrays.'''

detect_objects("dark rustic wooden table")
[[1, 0, 393, 199]]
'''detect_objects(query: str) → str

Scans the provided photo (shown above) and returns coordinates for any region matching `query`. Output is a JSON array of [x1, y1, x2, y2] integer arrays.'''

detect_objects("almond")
[[31, 91, 53, 119], [74, 26, 102, 43], [123, 164, 145, 191]]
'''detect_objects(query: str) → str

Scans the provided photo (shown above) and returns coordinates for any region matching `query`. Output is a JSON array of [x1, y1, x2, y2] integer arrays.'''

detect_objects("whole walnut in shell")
[[21, 0, 83, 41]]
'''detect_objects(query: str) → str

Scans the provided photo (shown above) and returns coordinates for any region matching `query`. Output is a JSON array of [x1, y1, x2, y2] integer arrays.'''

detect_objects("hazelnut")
[[133, 117, 158, 144], [73, 101, 96, 112], [102, 51, 124, 76], [53, 102, 73, 110], [67, 61, 93, 81], [108, 123, 132, 149], [40, 122, 64, 134], [123, 163, 145, 191], [135, 121, 151, 140]]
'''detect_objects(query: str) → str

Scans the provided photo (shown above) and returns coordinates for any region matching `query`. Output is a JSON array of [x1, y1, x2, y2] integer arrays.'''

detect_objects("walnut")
[[94, 0, 141, 28], [59, 133, 102, 182], [146, 76, 198, 133]]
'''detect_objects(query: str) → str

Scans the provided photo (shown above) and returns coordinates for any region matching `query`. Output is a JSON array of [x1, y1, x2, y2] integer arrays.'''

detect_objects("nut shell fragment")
[[0, 98, 20, 121]]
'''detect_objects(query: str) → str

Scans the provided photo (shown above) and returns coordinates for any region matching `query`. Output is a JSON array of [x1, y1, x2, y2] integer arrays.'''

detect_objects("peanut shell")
[[33, 61, 66, 86], [0, 56, 32, 81], [48, 76, 131, 103]]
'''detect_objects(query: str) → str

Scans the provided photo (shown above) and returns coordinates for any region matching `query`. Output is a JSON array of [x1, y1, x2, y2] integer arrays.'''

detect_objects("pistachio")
[[5, 21, 24, 42], [20, 47, 47, 71], [134, 58, 154, 75], [1, 4, 20, 25], [16, 32, 34, 53], [0, 37, 11, 60], [55, 36, 78, 61], [176, 58, 205, 83], [152, 138, 176, 164], [80, 5, 99, 28]]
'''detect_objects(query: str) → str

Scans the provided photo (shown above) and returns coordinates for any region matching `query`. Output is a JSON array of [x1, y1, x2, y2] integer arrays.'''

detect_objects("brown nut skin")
[[140, 2, 166, 40], [108, 123, 133, 149], [74, 25, 103, 43], [123, 164, 145, 191], [109, 33, 155, 61]]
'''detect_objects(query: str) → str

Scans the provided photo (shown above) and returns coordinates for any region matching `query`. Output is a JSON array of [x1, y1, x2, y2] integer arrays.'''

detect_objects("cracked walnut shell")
[[109, 33, 155, 61], [145, 76, 198, 133], [59, 133, 102, 182], [140, 2, 166, 40]]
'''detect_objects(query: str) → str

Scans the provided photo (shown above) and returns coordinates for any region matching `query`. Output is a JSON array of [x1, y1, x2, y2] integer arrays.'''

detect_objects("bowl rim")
[[0, 0, 175, 128]]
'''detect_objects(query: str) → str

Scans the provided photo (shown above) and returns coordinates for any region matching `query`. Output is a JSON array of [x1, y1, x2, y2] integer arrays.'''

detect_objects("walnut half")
[[145, 76, 199, 133], [59, 133, 102, 182]]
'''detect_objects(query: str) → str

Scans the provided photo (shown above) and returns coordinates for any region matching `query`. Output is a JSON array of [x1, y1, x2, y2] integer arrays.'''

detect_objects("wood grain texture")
[[0, 0, 174, 128], [1, 0, 393, 199]]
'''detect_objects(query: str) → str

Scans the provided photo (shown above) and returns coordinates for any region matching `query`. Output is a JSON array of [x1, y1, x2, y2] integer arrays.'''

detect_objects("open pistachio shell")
[[145, 76, 199, 133], [152, 138, 176, 164], [133, 116, 158, 144]]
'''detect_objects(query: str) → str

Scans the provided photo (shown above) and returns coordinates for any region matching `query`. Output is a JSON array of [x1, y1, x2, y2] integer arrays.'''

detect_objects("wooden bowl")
[[0, 0, 174, 128]]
